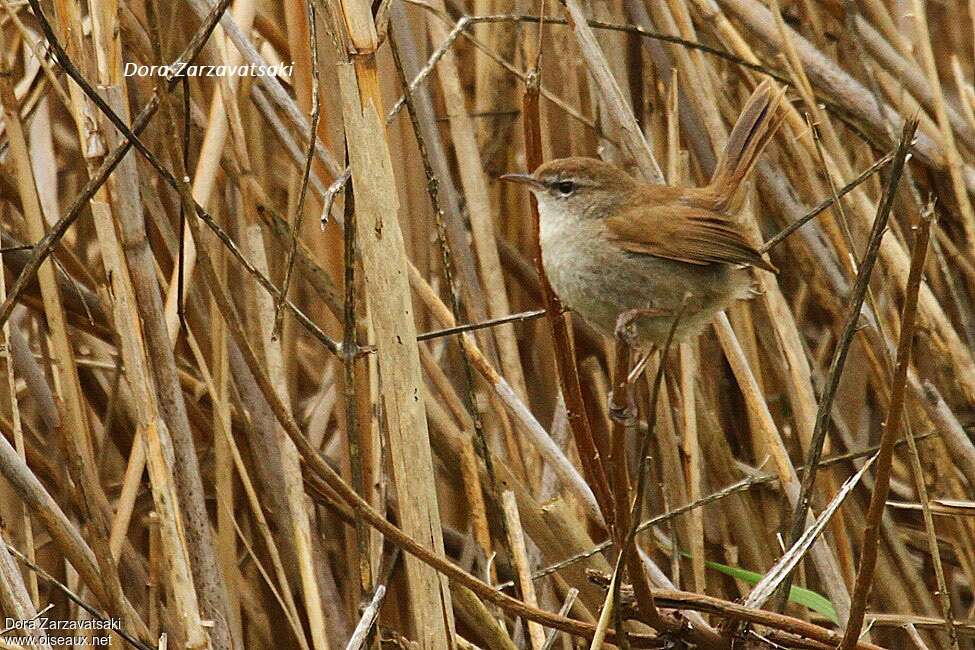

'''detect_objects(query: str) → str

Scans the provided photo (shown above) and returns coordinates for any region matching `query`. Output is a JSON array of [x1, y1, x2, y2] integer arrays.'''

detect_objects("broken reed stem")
[[387, 22, 517, 569], [346, 584, 387, 650], [336, 2, 455, 644], [541, 589, 578, 650], [520, 63, 615, 527], [838, 189, 934, 648], [775, 118, 917, 610], [502, 490, 546, 650], [340, 168, 375, 598]]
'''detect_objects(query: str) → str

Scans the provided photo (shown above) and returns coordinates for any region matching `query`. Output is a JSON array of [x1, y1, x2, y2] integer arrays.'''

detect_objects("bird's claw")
[[614, 307, 667, 345], [608, 390, 638, 425]]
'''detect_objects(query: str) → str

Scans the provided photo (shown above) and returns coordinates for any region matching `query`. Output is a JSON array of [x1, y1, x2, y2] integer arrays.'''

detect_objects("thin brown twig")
[[417, 308, 548, 341], [893, 207, 959, 650], [776, 117, 917, 613], [398, 9, 875, 144], [839, 182, 936, 647], [273, 0, 320, 340], [471, 13, 789, 85], [760, 150, 894, 253], [175, 75, 190, 329], [616, 303, 692, 637]]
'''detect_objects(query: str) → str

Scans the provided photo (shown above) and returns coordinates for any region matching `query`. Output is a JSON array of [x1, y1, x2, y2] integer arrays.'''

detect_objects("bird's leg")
[[608, 308, 663, 424], [612, 306, 666, 347]]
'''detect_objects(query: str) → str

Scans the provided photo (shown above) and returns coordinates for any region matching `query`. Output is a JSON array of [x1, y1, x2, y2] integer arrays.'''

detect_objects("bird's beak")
[[499, 173, 543, 190]]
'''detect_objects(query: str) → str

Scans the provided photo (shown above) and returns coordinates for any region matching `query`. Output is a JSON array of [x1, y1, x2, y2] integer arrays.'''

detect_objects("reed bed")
[[0, 0, 972, 648]]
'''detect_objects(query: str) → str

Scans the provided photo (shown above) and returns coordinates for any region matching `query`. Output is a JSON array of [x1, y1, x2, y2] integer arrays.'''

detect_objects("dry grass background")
[[0, 0, 973, 648]]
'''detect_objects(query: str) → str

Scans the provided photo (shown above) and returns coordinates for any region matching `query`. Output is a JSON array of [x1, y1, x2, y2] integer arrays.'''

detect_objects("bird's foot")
[[607, 390, 638, 425], [614, 307, 668, 346]]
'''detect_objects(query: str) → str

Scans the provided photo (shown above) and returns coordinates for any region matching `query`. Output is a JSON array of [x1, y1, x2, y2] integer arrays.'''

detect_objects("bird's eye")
[[555, 180, 577, 196]]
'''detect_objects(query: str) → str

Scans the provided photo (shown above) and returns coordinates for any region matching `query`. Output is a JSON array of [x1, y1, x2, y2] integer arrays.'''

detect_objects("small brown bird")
[[502, 81, 785, 348]]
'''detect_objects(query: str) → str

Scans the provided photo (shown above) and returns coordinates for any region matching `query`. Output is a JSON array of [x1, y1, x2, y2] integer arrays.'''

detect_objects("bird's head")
[[500, 157, 638, 220]]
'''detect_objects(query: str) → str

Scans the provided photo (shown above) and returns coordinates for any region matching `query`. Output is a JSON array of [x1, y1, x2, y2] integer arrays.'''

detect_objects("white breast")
[[535, 194, 612, 315], [537, 194, 570, 251]]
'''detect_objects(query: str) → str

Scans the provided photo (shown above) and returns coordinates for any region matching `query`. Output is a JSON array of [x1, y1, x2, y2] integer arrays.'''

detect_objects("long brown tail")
[[707, 80, 787, 212]]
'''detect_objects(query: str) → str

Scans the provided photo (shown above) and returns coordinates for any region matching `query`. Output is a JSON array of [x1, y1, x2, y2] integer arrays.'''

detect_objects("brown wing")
[[605, 203, 777, 272]]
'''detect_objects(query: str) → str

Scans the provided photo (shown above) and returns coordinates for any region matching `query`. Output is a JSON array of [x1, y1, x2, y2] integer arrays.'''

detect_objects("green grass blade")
[[679, 552, 839, 624]]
